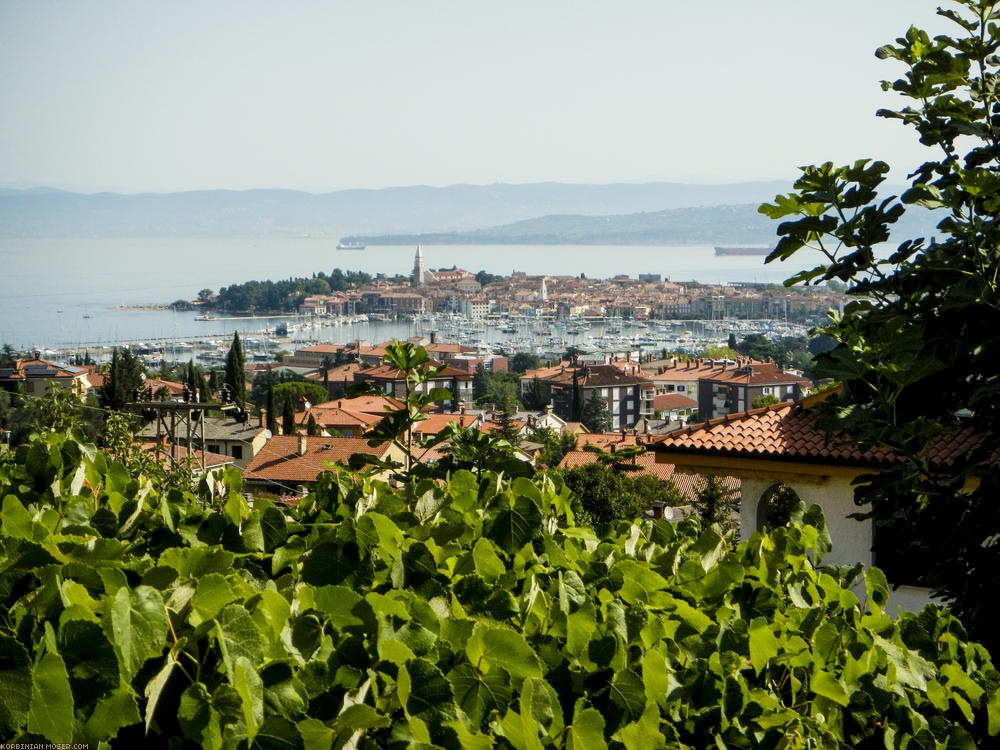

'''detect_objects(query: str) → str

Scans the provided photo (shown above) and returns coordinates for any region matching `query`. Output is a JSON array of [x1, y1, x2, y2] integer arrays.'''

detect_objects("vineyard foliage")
[[1, 427, 999, 748]]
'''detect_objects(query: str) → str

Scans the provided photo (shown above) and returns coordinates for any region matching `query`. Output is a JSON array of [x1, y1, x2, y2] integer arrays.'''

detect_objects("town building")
[[0, 354, 96, 399]]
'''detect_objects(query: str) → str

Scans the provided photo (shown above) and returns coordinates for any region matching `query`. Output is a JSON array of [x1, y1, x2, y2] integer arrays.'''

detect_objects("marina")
[[40, 310, 809, 368]]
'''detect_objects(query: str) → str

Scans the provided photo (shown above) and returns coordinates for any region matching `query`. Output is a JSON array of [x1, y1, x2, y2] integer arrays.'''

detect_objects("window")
[[677, 385, 686, 392], [207, 444, 220, 454], [762, 387, 773, 395], [231, 445, 243, 460], [666, 384, 675, 392]]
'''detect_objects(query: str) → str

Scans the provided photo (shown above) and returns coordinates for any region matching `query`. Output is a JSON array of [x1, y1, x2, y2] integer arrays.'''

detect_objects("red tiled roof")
[[317, 395, 403, 414], [653, 393, 698, 410], [243, 436, 390, 483], [650, 400, 988, 469], [412, 413, 480, 435]]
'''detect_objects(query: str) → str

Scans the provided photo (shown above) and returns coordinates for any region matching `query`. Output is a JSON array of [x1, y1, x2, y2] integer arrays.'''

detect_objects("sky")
[[0, 0, 948, 194]]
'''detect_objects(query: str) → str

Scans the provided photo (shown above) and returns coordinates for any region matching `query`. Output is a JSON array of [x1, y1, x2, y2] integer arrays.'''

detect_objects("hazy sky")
[[0, 1, 947, 193]]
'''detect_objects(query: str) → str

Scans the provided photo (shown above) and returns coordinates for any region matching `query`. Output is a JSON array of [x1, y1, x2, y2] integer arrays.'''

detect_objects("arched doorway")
[[756, 482, 802, 531]]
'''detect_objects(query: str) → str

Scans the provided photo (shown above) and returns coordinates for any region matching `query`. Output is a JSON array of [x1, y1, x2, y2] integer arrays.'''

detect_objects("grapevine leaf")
[[214, 604, 266, 682], [110, 585, 169, 680], [566, 700, 608, 750], [27, 650, 74, 743], [0, 635, 32, 736], [447, 663, 512, 727]]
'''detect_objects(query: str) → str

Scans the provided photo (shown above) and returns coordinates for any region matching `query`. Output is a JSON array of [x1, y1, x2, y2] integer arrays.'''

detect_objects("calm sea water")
[[0, 237, 808, 350]]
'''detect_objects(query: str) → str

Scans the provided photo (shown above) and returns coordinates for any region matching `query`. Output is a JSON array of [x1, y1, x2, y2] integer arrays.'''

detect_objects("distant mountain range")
[[0, 181, 792, 239], [0, 180, 938, 244], [343, 203, 780, 246]]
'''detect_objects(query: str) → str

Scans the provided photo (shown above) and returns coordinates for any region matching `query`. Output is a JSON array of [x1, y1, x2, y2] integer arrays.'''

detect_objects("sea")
[[0, 237, 813, 352]]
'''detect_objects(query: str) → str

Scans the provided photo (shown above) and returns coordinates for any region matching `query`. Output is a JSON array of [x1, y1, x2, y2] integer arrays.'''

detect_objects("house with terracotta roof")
[[520, 361, 655, 431], [353, 361, 473, 410], [696, 360, 811, 420], [0, 354, 96, 400], [648, 395, 971, 612], [652, 393, 698, 422], [242, 435, 403, 494], [137, 413, 269, 469]]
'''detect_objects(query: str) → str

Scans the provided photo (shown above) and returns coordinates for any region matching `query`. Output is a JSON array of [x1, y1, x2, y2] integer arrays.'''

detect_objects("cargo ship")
[[336, 242, 366, 250], [714, 246, 771, 256]]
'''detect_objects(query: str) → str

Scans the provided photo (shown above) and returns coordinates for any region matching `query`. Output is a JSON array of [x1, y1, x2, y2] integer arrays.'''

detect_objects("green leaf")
[[811, 669, 850, 706], [27, 651, 74, 743], [235, 656, 264, 744], [608, 669, 646, 728], [749, 617, 778, 675], [178, 682, 223, 750], [109, 585, 169, 681], [0, 635, 32, 736], [298, 717, 335, 750], [448, 663, 512, 727], [566, 700, 608, 750], [190, 571, 237, 622], [472, 537, 507, 583], [487, 495, 541, 553], [81, 686, 141, 743], [215, 604, 266, 682], [2, 495, 43, 540], [472, 625, 543, 681], [401, 658, 457, 725], [312, 585, 373, 631]]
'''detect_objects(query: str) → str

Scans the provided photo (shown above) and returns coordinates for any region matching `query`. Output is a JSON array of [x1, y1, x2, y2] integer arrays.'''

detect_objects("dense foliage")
[[759, 0, 1000, 652], [1, 428, 998, 748]]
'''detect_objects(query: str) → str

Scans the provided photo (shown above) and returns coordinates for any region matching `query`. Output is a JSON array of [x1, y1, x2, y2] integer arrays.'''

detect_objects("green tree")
[[509, 351, 542, 374], [281, 394, 296, 436], [571, 369, 583, 421], [197, 288, 214, 301], [558, 461, 647, 525], [531, 427, 578, 467], [224, 332, 247, 407], [758, 0, 1000, 650], [472, 363, 491, 402], [492, 395, 522, 446], [306, 413, 321, 436], [581, 389, 612, 432], [752, 394, 781, 409], [101, 347, 145, 412], [266, 383, 278, 435], [692, 474, 739, 537]]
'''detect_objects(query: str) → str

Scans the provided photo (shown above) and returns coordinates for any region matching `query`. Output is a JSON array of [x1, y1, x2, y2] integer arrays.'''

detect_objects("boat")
[[714, 246, 771, 256], [194, 314, 217, 321], [336, 242, 366, 250]]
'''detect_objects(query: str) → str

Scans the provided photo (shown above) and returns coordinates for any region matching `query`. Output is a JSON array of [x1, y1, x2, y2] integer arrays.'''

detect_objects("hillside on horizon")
[[0, 180, 793, 239]]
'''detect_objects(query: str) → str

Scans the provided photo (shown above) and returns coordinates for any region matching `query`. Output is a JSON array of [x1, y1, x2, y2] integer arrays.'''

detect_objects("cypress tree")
[[224, 332, 247, 406], [306, 413, 321, 436], [266, 383, 278, 435], [282, 394, 296, 435], [571, 369, 583, 421]]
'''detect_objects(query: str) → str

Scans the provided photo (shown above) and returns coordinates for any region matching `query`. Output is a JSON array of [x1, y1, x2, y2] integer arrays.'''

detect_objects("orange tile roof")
[[653, 394, 698, 410], [295, 406, 381, 430], [649, 400, 989, 469], [243, 436, 391, 483], [412, 413, 480, 435], [317, 394, 404, 414]]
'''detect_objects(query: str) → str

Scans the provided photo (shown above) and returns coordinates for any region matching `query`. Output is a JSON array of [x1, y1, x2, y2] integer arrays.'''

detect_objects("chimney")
[[625, 351, 631, 362], [430, 331, 437, 344], [297, 435, 307, 456], [545, 404, 552, 414], [259, 410, 266, 428]]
